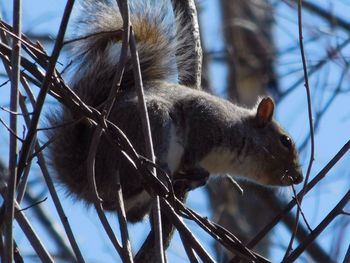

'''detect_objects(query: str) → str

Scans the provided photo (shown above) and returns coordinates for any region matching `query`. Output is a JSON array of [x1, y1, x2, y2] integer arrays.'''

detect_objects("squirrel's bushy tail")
[[69, 0, 192, 97]]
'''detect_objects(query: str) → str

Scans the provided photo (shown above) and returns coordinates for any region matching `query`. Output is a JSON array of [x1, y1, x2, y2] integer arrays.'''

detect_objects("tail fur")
[[46, 0, 195, 220], [68, 0, 192, 96]]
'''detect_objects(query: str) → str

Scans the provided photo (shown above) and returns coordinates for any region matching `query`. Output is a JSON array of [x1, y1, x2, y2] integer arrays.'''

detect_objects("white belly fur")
[[124, 125, 184, 214]]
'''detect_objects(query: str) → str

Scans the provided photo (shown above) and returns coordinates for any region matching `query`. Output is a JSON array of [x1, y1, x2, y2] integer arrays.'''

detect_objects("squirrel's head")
[[246, 97, 303, 186]]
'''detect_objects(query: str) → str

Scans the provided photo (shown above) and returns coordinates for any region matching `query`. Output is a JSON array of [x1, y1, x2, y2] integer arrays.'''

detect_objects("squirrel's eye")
[[280, 135, 292, 149]]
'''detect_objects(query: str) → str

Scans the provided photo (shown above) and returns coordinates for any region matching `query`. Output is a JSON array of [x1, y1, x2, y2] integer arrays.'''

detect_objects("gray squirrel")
[[48, 0, 302, 240]]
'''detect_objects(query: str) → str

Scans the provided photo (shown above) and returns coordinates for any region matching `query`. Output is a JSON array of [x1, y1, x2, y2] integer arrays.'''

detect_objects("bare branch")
[[23, 189, 76, 261], [0, 41, 86, 261], [3, 1, 21, 261], [0, 179, 54, 262], [16, 0, 75, 184], [283, 190, 350, 262], [343, 244, 350, 263], [129, 27, 165, 263], [283, 1, 316, 257], [0, 118, 23, 142]]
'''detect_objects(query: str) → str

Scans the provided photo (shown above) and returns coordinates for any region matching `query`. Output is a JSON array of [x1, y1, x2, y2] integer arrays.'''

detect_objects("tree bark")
[[208, 0, 277, 260]]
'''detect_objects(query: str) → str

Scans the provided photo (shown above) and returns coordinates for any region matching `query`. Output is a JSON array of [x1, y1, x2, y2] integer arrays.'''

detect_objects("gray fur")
[[47, 1, 302, 223]]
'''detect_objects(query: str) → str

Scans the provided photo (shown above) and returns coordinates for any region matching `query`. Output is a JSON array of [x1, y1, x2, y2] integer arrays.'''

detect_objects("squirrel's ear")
[[255, 97, 274, 126]]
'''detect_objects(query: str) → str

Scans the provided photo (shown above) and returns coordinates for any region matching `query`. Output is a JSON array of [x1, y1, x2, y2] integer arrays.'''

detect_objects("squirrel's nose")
[[293, 172, 303, 184]]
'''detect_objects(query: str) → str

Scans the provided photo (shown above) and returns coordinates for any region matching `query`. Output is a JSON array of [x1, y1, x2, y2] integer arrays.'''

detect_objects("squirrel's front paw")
[[173, 167, 210, 192]]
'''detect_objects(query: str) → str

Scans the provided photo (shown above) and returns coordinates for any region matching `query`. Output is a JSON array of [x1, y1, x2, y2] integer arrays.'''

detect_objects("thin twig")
[[0, 30, 33, 207], [0, 21, 50, 61], [106, 6, 134, 262], [16, 197, 47, 212], [0, 118, 23, 142], [280, 204, 335, 263], [15, 96, 34, 204], [0, 180, 54, 263], [283, 190, 350, 262], [129, 28, 164, 263], [35, 143, 86, 263], [175, 201, 269, 262], [63, 29, 123, 46], [13, 240, 23, 263], [114, 172, 133, 262], [23, 189, 76, 261], [179, 233, 200, 263], [26, 137, 55, 163], [85, 121, 125, 260], [0, 106, 32, 116], [4, 0, 21, 262], [161, 199, 216, 263], [13, 201, 54, 263], [93, 203, 125, 257], [283, 0, 315, 258], [291, 185, 312, 232]]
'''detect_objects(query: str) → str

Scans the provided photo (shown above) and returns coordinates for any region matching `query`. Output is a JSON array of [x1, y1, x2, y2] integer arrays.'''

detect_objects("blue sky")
[[1, 0, 350, 262]]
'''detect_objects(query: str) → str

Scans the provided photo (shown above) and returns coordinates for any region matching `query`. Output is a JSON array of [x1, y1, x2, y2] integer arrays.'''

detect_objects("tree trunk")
[[207, 0, 278, 260]]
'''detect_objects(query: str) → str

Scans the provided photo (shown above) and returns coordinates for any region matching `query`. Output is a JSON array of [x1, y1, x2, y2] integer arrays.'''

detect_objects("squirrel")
[[47, 0, 303, 256]]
